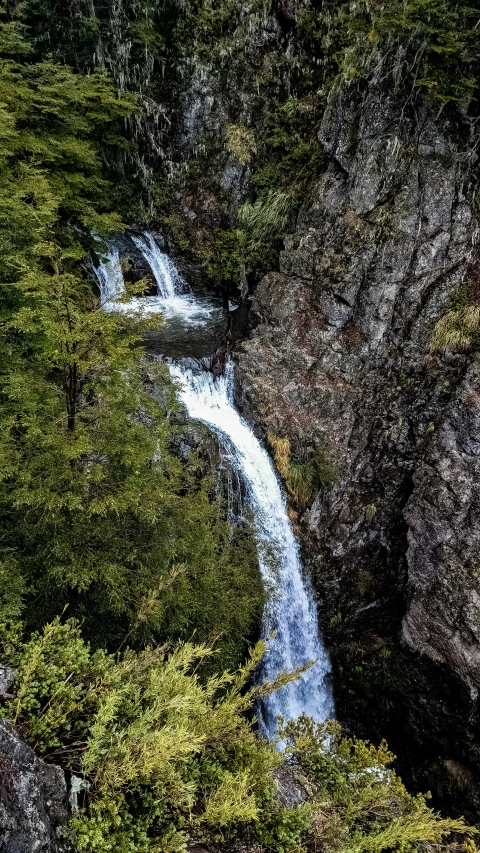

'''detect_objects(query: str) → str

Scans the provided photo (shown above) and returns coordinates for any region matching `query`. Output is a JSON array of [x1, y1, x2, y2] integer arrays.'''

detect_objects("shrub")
[[281, 716, 476, 853], [3, 618, 291, 852], [225, 124, 257, 166], [268, 433, 337, 507], [2, 620, 476, 853]]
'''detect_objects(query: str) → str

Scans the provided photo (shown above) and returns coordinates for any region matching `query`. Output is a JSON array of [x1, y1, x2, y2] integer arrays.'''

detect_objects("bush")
[[281, 716, 476, 853], [268, 433, 337, 507], [430, 305, 480, 352], [2, 620, 475, 853], [2, 618, 289, 852]]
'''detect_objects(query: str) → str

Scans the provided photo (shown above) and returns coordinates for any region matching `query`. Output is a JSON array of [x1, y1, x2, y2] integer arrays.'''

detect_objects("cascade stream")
[[95, 232, 334, 739]]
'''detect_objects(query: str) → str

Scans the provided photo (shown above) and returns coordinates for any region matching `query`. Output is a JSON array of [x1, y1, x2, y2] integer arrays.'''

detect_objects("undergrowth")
[[1, 618, 477, 853]]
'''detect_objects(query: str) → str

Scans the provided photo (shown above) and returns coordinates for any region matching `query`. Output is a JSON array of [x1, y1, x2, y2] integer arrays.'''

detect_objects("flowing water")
[[95, 232, 334, 739], [93, 233, 225, 358], [168, 361, 334, 737]]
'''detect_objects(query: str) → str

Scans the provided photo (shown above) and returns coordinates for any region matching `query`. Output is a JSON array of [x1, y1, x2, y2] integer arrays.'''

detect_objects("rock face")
[[236, 78, 480, 814], [403, 362, 480, 699], [0, 720, 72, 852]]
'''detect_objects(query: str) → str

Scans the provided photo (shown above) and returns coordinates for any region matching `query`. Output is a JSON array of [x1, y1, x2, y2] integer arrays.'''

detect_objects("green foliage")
[[175, 0, 241, 62], [207, 229, 246, 290], [3, 621, 474, 853], [236, 96, 327, 278], [5, 618, 109, 753], [268, 433, 337, 508], [281, 716, 476, 853], [365, 0, 479, 106], [3, 618, 287, 852], [295, 0, 480, 107], [239, 190, 296, 247], [251, 97, 326, 197], [430, 304, 480, 352]]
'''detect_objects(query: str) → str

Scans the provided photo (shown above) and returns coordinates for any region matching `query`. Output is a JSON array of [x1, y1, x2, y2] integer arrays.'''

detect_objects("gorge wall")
[[234, 76, 480, 813]]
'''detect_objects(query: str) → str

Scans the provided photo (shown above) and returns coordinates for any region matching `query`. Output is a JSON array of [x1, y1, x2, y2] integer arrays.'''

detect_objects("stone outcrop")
[[0, 720, 72, 852], [235, 77, 480, 813]]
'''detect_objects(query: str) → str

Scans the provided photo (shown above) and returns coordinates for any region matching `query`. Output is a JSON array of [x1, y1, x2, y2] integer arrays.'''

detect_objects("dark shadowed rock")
[[403, 361, 480, 698], [0, 720, 72, 853]]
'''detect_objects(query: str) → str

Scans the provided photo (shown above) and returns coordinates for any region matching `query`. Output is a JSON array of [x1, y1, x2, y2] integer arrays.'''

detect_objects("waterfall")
[[95, 232, 334, 738], [168, 361, 334, 739], [93, 232, 217, 324], [130, 232, 185, 298], [94, 246, 126, 311]]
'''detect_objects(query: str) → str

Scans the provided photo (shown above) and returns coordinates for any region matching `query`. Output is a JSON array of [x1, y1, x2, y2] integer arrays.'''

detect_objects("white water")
[[94, 232, 218, 324], [130, 231, 185, 298], [94, 247, 126, 311], [96, 231, 334, 739], [169, 361, 334, 738]]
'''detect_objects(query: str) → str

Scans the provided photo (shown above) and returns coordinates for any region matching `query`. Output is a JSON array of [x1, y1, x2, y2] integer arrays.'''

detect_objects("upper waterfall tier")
[[93, 231, 219, 324]]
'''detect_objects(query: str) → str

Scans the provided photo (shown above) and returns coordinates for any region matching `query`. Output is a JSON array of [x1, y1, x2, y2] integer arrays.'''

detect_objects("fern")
[[238, 190, 295, 245]]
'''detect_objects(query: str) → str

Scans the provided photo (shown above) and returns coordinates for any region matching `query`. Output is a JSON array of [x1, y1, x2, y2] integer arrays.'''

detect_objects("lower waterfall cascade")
[[169, 360, 334, 738], [95, 231, 334, 740]]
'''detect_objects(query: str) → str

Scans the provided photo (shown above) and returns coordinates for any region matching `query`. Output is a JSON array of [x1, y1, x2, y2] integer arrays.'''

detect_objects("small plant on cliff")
[[430, 278, 480, 353], [225, 124, 257, 166], [268, 433, 337, 507], [430, 304, 480, 352], [238, 190, 296, 245]]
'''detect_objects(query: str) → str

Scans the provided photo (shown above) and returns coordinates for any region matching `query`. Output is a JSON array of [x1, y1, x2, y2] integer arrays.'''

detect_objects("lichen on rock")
[[0, 719, 72, 853]]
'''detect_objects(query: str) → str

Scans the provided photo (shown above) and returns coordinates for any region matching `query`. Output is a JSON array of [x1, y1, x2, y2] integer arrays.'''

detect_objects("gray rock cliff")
[[235, 77, 480, 812]]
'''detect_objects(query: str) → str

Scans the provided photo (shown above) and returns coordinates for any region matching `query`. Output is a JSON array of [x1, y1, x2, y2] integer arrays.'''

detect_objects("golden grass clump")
[[430, 305, 480, 353], [225, 124, 257, 166]]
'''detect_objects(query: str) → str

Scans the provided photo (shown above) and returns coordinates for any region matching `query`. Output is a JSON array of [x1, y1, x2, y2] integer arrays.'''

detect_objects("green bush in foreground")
[[1, 618, 475, 853]]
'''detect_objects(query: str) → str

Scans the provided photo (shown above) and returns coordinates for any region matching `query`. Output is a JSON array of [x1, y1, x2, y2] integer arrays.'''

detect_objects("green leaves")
[[0, 34, 261, 666], [280, 716, 476, 853], [3, 622, 475, 853]]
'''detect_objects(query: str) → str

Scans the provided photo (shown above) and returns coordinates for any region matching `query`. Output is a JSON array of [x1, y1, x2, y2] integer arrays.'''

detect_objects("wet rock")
[[273, 763, 310, 808], [0, 719, 72, 852], [0, 667, 14, 698]]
